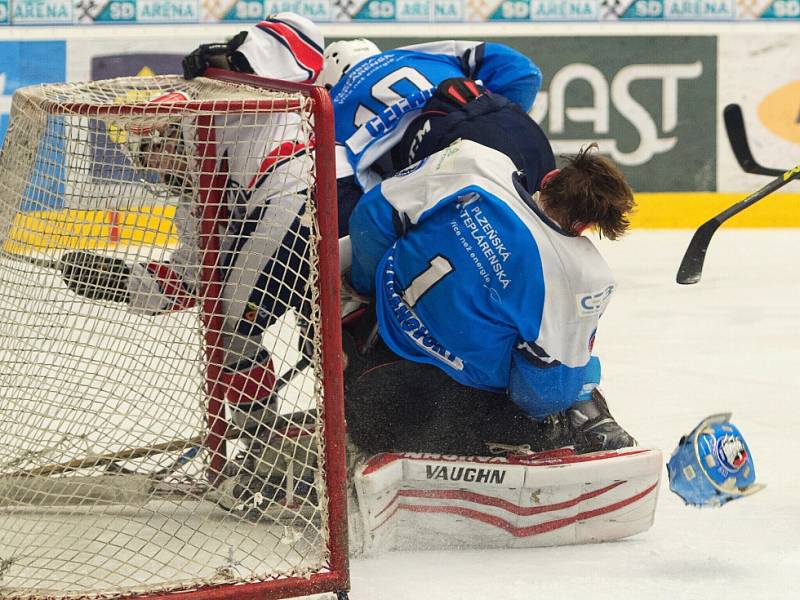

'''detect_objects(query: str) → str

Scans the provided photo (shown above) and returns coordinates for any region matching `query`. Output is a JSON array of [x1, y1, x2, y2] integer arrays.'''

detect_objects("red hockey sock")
[[221, 357, 276, 406]]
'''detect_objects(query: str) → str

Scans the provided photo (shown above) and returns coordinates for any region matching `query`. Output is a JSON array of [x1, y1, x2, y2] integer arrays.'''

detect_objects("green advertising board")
[[366, 35, 717, 192]]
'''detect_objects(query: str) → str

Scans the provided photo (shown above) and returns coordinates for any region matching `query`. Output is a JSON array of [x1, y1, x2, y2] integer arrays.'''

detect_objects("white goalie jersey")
[[125, 111, 314, 328]]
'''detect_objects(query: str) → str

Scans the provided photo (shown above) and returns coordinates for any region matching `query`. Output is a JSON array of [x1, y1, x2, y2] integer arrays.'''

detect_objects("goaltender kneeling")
[[345, 138, 637, 457]]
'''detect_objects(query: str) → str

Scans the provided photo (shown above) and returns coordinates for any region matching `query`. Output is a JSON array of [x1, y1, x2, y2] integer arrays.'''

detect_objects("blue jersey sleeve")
[[349, 187, 399, 296], [508, 349, 602, 420], [474, 43, 541, 113], [349, 178, 471, 295]]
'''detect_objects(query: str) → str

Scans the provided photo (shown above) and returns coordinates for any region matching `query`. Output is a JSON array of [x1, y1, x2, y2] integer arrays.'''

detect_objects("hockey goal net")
[[0, 71, 347, 599]]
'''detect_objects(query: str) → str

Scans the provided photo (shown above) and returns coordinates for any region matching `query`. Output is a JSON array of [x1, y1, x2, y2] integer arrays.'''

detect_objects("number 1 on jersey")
[[402, 255, 454, 308]]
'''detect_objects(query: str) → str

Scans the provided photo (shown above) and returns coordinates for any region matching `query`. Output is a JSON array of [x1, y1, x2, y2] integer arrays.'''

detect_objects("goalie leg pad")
[[351, 447, 662, 553]]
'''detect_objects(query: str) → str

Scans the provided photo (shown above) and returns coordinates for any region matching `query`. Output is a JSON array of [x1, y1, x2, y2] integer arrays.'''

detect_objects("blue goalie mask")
[[667, 413, 764, 507]]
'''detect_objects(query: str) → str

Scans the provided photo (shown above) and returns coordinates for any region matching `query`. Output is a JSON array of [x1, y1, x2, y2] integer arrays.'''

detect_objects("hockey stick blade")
[[675, 220, 721, 284], [0, 249, 60, 271], [724, 104, 786, 177], [676, 163, 800, 284]]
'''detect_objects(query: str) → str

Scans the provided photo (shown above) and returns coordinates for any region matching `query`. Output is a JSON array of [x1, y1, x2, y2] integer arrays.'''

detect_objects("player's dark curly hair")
[[540, 143, 635, 240]]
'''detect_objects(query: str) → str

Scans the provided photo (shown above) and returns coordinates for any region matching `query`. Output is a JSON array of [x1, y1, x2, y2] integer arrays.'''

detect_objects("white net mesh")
[[0, 75, 344, 599]]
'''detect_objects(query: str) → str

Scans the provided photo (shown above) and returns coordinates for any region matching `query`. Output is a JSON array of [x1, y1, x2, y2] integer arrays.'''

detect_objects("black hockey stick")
[[676, 163, 800, 284], [0, 250, 61, 270], [724, 104, 786, 177]]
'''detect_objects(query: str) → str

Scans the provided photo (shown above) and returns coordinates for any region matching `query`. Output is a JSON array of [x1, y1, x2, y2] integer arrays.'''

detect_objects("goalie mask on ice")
[[667, 413, 764, 507]]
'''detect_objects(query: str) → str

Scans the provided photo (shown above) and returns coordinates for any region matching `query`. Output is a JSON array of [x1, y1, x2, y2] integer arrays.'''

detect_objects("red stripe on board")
[[256, 21, 323, 81], [373, 482, 658, 538], [373, 481, 625, 520], [246, 141, 308, 190], [108, 210, 120, 243]]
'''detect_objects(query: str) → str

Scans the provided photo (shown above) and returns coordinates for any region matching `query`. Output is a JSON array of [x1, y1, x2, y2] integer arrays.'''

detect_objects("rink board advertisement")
[[0, 27, 795, 222], [0, 0, 799, 22], [371, 35, 717, 192], [717, 34, 800, 193], [529, 36, 717, 192], [70, 32, 717, 193], [0, 41, 66, 142], [0, 41, 67, 209]]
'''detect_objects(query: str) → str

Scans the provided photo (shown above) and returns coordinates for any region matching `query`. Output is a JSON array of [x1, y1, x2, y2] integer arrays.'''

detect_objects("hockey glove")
[[59, 251, 131, 303], [431, 77, 486, 110], [182, 31, 252, 80]]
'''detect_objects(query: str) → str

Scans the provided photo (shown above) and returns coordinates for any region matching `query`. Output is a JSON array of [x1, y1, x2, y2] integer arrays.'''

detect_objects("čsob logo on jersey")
[[0, 41, 66, 210], [577, 284, 614, 316]]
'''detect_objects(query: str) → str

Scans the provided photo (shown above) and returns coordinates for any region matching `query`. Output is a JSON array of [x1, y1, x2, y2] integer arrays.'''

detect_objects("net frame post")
[[197, 68, 350, 598], [194, 112, 230, 484], [308, 80, 350, 590]]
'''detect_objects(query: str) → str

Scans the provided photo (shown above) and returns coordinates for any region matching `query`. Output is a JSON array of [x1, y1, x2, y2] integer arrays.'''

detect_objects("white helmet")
[[317, 39, 380, 89]]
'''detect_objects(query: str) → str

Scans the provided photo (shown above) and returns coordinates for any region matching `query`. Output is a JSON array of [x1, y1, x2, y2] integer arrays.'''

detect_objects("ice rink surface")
[[346, 229, 800, 600]]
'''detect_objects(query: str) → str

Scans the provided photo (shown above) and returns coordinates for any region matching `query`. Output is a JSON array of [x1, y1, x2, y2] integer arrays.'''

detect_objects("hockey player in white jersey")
[[316, 38, 543, 235], [56, 14, 325, 504], [346, 139, 637, 455]]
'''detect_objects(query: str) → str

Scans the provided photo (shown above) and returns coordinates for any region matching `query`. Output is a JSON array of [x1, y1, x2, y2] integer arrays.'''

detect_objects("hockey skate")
[[566, 388, 637, 453], [529, 411, 575, 452], [217, 408, 322, 522]]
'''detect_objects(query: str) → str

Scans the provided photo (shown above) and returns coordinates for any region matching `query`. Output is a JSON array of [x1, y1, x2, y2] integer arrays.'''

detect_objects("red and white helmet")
[[125, 90, 191, 138], [121, 90, 194, 194], [317, 39, 380, 89], [237, 13, 325, 83]]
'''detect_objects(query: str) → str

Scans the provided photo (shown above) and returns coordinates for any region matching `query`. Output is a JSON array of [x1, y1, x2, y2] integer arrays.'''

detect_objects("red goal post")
[[0, 69, 348, 600]]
